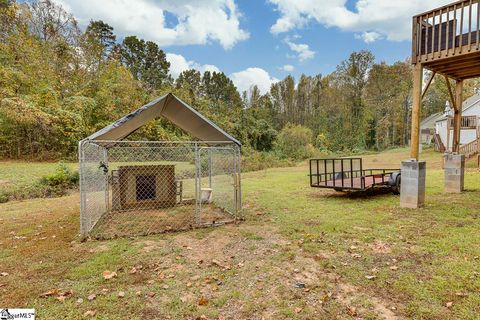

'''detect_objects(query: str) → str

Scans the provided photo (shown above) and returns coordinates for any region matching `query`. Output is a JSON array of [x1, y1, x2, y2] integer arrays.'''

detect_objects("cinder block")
[[443, 153, 465, 193], [400, 159, 426, 208]]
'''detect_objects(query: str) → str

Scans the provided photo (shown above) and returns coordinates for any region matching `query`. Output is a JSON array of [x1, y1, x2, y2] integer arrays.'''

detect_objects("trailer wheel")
[[392, 174, 401, 195]]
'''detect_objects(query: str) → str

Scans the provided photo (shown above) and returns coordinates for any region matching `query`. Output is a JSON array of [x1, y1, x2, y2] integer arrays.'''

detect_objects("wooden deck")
[[409, 0, 480, 159], [412, 0, 480, 80]]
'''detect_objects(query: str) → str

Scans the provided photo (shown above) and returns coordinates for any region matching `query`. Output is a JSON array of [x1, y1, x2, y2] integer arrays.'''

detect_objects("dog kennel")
[[79, 93, 242, 239]]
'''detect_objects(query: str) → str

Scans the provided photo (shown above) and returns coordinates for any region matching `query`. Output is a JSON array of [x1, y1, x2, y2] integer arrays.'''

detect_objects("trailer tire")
[[392, 174, 401, 195]]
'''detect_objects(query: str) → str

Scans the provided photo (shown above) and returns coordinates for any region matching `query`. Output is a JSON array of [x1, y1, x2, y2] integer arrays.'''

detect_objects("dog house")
[[79, 93, 242, 239]]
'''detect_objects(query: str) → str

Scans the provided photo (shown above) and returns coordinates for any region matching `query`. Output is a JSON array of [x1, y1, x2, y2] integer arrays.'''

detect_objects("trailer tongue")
[[309, 158, 401, 194]]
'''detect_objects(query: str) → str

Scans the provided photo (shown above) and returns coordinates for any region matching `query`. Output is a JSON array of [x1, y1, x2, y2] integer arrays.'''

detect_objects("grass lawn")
[[0, 161, 78, 193], [1, 148, 480, 319]]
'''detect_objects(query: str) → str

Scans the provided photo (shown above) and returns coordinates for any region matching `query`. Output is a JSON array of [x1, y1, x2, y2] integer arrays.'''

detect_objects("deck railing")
[[412, 0, 480, 64], [448, 115, 480, 128], [459, 136, 480, 157]]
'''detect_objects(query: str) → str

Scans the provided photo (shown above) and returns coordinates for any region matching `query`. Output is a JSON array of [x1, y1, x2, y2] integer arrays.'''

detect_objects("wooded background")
[[1, 0, 479, 161]]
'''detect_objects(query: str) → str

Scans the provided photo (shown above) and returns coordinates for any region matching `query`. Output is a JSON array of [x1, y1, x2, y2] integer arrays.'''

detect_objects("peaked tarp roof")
[[86, 93, 240, 146]]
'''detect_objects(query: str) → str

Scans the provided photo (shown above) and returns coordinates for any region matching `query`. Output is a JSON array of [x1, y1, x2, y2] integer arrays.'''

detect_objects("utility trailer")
[[309, 158, 401, 194]]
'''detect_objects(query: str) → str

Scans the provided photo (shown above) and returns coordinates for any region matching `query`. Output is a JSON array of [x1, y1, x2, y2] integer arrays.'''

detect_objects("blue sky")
[[166, 1, 410, 78], [55, 0, 453, 93]]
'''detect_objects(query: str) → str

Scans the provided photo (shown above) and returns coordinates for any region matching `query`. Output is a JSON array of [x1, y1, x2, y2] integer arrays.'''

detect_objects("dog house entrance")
[[136, 175, 156, 200]]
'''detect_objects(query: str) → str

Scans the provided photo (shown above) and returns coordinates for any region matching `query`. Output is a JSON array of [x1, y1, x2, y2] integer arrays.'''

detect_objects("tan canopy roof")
[[86, 93, 240, 146]]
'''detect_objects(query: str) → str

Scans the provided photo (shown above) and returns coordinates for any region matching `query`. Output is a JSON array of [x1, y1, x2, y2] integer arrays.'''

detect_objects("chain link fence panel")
[[79, 140, 241, 239]]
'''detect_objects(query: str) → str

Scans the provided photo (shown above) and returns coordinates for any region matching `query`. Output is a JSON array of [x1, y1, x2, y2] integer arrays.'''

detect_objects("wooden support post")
[[452, 79, 463, 153], [410, 63, 423, 159]]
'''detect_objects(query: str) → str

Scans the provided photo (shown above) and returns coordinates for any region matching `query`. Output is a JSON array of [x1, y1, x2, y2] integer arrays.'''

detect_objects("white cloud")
[[55, 0, 249, 49], [280, 64, 295, 72], [166, 53, 220, 78], [355, 31, 382, 43], [285, 38, 315, 62], [268, 0, 454, 42], [230, 67, 279, 94]]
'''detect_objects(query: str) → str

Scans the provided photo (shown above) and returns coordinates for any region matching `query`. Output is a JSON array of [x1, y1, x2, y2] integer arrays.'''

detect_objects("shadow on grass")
[[308, 186, 398, 200]]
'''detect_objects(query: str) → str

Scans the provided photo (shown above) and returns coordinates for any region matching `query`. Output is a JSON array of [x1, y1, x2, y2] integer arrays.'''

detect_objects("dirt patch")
[[164, 223, 402, 319], [370, 240, 392, 254], [336, 282, 400, 320], [135, 240, 167, 253]]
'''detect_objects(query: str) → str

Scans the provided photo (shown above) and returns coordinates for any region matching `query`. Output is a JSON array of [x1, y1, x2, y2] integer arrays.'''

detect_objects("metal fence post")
[[79, 140, 87, 237], [194, 142, 200, 225], [208, 148, 212, 188]]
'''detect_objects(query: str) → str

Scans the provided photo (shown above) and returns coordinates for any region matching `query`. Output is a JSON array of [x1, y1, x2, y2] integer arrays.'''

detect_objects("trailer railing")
[[309, 158, 399, 190]]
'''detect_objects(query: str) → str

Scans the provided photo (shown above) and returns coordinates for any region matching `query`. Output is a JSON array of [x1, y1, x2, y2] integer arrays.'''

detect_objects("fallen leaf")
[[186, 282, 192, 287], [0, 272, 8, 277], [147, 291, 156, 298], [56, 290, 73, 302], [198, 297, 209, 305], [129, 267, 137, 274], [211, 259, 223, 267], [84, 310, 97, 317], [161, 284, 169, 289], [76, 298, 84, 304], [40, 288, 60, 298], [294, 307, 302, 314], [118, 291, 125, 298], [365, 275, 376, 280], [446, 301, 453, 308], [347, 306, 357, 316], [135, 291, 142, 296], [102, 270, 117, 280], [87, 294, 96, 301]]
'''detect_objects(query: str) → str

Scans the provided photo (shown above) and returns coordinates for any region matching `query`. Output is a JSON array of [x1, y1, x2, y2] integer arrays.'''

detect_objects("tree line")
[[1, 0, 479, 160]]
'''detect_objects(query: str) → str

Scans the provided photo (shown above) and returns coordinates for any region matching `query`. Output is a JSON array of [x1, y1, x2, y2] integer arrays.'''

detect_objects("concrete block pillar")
[[444, 153, 465, 193], [400, 160, 426, 208]]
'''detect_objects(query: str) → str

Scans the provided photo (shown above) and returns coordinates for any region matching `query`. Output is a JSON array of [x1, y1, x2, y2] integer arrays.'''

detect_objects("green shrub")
[[0, 192, 8, 203], [275, 124, 315, 160], [242, 150, 294, 172], [39, 162, 79, 187]]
